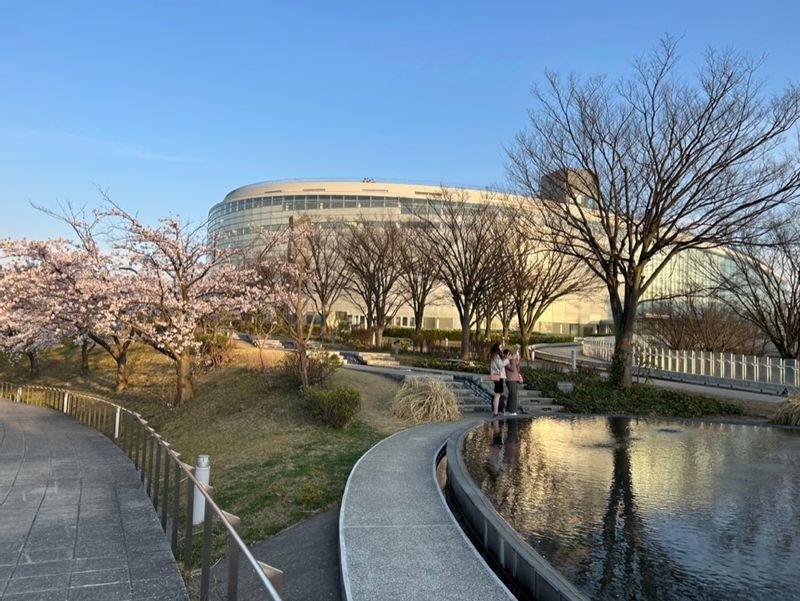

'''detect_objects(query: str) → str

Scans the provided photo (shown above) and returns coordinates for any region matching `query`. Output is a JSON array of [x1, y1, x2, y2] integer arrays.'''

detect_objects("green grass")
[[519, 366, 743, 418]]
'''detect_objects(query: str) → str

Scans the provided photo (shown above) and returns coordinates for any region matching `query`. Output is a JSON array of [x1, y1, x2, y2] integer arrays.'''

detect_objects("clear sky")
[[1, 0, 798, 239]]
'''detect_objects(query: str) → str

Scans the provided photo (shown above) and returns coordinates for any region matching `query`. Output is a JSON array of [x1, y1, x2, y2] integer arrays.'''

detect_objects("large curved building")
[[209, 179, 737, 335], [208, 179, 611, 334]]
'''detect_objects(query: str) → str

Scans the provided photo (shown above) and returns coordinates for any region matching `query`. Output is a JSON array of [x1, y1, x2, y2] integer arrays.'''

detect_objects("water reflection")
[[462, 416, 800, 601]]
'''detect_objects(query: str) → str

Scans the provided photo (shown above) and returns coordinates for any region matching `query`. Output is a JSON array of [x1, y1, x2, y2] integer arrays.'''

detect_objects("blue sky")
[[1, 1, 799, 238]]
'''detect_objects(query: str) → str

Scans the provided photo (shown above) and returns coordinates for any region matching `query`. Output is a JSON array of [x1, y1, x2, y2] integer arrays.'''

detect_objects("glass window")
[[245, 198, 253, 210], [332, 198, 343, 208]]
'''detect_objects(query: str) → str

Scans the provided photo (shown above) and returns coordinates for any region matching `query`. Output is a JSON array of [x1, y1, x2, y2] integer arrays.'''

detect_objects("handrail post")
[[183, 464, 195, 572], [161, 443, 171, 531], [223, 511, 242, 601], [114, 406, 121, 439], [152, 438, 162, 511], [199, 486, 215, 601], [171, 453, 182, 552]]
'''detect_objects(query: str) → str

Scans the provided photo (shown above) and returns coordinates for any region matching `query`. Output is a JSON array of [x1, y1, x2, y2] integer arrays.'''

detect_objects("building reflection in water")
[[462, 416, 800, 601]]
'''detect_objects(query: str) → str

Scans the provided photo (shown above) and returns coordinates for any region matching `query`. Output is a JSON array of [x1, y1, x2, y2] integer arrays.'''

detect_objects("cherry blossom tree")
[[102, 206, 273, 405], [0, 240, 72, 377]]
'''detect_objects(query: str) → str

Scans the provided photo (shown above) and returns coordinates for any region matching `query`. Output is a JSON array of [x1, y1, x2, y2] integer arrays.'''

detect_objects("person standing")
[[488, 343, 509, 417], [504, 348, 521, 415]]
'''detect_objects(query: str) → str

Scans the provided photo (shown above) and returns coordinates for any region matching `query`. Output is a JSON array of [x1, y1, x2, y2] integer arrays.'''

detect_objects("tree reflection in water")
[[461, 416, 800, 601]]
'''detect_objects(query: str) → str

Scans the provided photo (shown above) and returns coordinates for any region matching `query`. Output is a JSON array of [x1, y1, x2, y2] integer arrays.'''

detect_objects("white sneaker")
[[508, 412, 518, 416]]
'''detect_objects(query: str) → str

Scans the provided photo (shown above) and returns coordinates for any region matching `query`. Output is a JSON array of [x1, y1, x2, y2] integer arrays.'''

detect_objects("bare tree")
[[707, 212, 800, 358], [638, 297, 765, 354], [506, 217, 597, 358], [341, 219, 404, 347], [293, 219, 350, 337], [396, 223, 441, 345], [412, 187, 505, 359], [508, 37, 800, 387]]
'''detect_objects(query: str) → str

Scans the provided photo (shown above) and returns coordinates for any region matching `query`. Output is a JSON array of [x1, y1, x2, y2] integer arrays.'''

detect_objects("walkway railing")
[[581, 339, 799, 393], [0, 381, 283, 601]]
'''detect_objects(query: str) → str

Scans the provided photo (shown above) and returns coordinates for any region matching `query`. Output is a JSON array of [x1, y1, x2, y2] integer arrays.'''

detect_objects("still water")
[[461, 416, 800, 601]]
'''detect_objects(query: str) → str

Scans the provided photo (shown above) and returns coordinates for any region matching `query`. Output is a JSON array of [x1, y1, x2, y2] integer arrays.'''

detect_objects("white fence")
[[582, 338, 799, 392]]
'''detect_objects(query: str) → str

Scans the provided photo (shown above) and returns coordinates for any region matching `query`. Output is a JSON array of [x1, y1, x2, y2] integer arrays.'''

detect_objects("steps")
[[357, 352, 401, 367], [405, 373, 564, 415]]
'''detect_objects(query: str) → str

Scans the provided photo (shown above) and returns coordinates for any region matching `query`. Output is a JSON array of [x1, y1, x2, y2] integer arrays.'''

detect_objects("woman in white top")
[[488, 342, 509, 417]]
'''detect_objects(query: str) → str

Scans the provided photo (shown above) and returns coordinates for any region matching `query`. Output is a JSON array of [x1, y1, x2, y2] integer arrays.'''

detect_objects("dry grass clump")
[[772, 395, 800, 426], [392, 377, 461, 423]]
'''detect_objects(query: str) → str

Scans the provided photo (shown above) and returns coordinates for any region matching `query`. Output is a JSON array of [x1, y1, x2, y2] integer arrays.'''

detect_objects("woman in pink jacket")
[[503, 348, 521, 416]]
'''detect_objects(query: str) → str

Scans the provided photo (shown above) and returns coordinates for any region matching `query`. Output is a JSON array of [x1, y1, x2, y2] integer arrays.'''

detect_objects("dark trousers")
[[506, 380, 518, 413]]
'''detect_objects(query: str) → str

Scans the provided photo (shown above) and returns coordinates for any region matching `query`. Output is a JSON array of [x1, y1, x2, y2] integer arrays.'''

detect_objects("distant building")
[[208, 178, 734, 336], [539, 168, 598, 208]]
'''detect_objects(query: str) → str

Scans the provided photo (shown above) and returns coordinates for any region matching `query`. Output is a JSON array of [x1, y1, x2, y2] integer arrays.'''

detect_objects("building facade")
[[208, 179, 732, 336]]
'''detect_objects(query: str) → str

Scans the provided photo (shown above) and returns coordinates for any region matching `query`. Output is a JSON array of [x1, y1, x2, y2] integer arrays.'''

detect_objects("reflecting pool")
[[461, 416, 800, 601]]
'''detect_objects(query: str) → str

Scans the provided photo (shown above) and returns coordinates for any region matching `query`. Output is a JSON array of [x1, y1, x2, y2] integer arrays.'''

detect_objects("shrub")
[[275, 351, 342, 388], [772, 396, 800, 426], [410, 357, 488, 374], [519, 366, 742, 418], [301, 385, 361, 428], [197, 333, 234, 369], [392, 377, 461, 423]]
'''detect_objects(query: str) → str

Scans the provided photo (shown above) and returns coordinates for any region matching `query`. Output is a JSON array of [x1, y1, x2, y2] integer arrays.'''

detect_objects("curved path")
[[339, 420, 514, 601], [0, 400, 188, 601]]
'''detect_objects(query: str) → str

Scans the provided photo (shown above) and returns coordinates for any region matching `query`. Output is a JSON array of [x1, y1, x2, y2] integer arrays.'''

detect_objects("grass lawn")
[[0, 342, 406, 549]]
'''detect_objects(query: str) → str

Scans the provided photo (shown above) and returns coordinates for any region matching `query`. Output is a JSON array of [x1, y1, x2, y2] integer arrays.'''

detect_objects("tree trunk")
[[319, 305, 330, 336], [298, 343, 309, 387], [80, 340, 90, 377], [115, 351, 129, 393], [375, 326, 385, 348], [610, 290, 639, 389], [520, 326, 531, 360], [460, 315, 471, 360], [27, 352, 39, 378], [174, 352, 194, 405]]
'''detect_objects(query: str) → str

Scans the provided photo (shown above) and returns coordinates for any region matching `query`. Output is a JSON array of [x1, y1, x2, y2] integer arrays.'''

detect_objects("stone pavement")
[[339, 420, 514, 601], [0, 400, 188, 601], [209, 507, 341, 601]]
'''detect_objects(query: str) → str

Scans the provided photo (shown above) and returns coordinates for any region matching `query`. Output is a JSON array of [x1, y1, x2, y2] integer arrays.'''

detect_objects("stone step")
[[457, 404, 564, 414], [363, 359, 401, 366]]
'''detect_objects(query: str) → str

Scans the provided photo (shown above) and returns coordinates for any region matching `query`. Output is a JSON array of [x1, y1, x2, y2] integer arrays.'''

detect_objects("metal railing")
[[582, 339, 799, 393], [0, 381, 283, 601]]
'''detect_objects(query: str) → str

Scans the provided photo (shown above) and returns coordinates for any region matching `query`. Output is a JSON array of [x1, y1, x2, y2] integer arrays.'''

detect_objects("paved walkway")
[[210, 507, 341, 601], [0, 400, 188, 601], [339, 420, 514, 601]]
